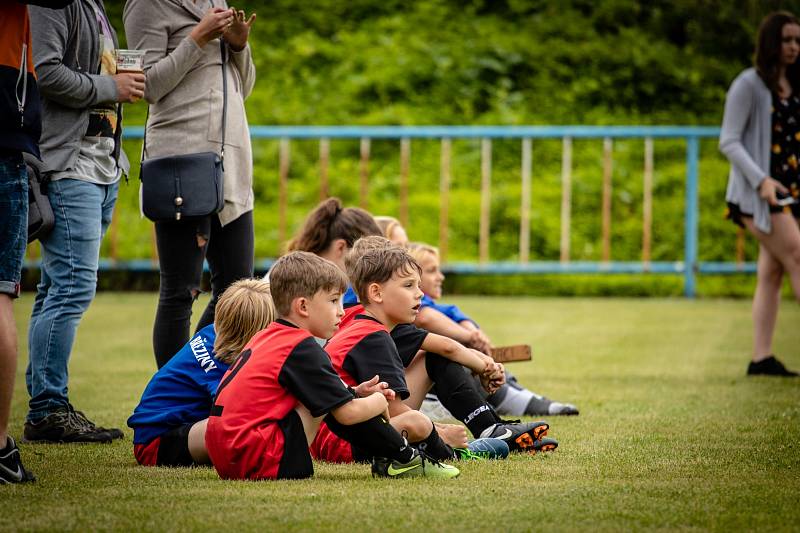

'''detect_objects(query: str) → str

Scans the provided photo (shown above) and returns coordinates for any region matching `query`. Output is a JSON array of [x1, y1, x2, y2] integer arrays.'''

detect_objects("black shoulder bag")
[[25, 155, 55, 243], [140, 40, 227, 221]]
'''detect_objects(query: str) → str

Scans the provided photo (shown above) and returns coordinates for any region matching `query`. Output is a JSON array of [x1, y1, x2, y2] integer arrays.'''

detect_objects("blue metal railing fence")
[[40, 125, 739, 297]]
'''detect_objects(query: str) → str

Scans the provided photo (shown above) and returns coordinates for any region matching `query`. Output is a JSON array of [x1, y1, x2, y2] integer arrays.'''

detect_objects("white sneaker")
[[419, 394, 454, 421]]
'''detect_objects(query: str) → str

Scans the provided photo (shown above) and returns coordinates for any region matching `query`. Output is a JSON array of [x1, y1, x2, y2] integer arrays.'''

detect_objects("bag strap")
[[141, 39, 229, 164], [219, 39, 227, 164]]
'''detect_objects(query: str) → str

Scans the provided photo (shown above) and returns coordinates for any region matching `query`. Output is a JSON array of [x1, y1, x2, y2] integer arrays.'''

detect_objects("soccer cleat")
[[0, 436, 35, 484], [478, 419, 550, 453], [747, 356, 798, 377], [23, 406, 117, 444], [454, 438, 509, 460], [372, 450, 460, 479], [531, 436, 559, 454]]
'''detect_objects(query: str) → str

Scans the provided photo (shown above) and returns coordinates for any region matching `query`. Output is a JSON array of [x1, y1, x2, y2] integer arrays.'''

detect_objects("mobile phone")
[[776, 196, 797, 206]]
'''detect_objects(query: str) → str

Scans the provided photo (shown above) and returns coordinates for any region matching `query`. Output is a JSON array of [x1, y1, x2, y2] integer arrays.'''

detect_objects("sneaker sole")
[[21, 434, 114, 444], [513, 425, 549, 451], [532, 439, 559, 454]]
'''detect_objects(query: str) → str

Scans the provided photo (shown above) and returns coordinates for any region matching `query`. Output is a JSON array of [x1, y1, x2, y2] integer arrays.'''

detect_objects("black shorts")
[[726, 201, 797, 228], [134, 423, 195, 467], [276, 409, 314, 480]]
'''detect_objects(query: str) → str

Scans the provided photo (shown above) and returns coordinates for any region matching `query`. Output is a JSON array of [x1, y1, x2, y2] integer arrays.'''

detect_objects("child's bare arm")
[[330, 392, 388, 425], [416, 307, 488, 351], [459, 320, 492, 351], [420, 332, 489, 374]]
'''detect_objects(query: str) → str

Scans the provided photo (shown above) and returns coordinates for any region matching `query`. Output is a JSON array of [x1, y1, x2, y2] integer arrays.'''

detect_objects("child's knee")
[[395, 410, 433, 442]]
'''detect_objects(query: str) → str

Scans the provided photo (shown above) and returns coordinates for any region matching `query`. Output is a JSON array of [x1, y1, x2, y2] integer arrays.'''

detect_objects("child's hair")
[[286, 197, 382, 254], [344, 236, 398, 281], [269, 251, 349, 316], [213, 279, 275, 365], [374, 216, 401, 238], [351, 247, 422, 304], [406, 242, 440, 264]]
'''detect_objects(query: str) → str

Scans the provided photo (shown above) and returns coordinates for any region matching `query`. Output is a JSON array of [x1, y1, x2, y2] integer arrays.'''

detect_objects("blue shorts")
[[0, 151, 29, 298]]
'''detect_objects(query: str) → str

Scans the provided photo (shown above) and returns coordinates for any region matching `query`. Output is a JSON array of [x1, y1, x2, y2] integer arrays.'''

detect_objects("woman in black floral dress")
[[720, 11, 800, 377]]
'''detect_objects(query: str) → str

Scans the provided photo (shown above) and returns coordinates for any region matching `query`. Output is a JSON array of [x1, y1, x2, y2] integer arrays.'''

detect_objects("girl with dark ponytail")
[[287, 198, 382, 270]]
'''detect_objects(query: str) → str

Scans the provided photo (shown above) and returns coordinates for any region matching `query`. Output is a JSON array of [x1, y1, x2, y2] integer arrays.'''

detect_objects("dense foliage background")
[[71, 1, 800, 270]]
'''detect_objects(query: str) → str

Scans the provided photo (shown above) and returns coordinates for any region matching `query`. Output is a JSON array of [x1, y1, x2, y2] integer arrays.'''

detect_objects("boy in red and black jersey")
[[205, 251, 459, 480], [326, 242, 557, 454]]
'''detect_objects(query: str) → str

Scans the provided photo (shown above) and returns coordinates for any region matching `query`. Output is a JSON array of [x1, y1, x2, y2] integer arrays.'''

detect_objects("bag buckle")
[[175, 196, 183, 220]]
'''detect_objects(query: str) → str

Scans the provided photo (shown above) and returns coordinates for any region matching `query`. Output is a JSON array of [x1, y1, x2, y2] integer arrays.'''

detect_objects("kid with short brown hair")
[[328, 245, 556, 455]]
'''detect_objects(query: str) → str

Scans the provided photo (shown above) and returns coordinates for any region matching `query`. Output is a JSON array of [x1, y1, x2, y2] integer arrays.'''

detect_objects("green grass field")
[[4, 294, 800, 531]]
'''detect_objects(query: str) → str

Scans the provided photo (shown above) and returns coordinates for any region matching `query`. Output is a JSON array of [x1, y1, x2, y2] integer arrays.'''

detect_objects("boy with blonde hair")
[[205, 251, 459, 480], [407, 242, 579, 418], [128, 279, 274, 466]]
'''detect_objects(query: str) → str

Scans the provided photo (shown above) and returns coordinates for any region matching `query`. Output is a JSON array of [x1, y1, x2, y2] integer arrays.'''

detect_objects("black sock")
[[424, 352, 501, 436], [324, 413, 414, 463], [417, 426, 455, 460]]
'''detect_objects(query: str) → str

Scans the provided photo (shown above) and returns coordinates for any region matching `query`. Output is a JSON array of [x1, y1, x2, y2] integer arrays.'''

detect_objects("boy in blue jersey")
[[128, 279, 274, 466]]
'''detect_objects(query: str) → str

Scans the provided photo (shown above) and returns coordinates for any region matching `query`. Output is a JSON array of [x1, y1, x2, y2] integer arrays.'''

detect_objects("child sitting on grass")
[[127, 279, 274, 467], [406, 242, 580, 417], [312, 236, 510, 462], [205, 251, 460, 480], [330, 244, 557, 454]]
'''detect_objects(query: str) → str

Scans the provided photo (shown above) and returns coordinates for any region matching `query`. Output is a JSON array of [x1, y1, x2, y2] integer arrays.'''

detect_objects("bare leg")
[[388, 410, 432, 442], [744, 213, 800, 362], [187, 419, 211, 464], [750, 243, 784, 361], [434, 422, 468, 448], [0, 295, 16, 448], [294, 404, 322, 445], [402, 352, 433, 410]]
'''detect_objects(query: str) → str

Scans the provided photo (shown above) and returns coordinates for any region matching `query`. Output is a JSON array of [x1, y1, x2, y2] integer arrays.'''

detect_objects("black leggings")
[[425, 352, 501, 436], [152, 211, 254, 368]]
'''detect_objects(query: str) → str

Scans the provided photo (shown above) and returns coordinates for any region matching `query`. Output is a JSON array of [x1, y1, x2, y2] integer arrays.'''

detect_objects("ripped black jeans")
[[152, 211, 254, 368]]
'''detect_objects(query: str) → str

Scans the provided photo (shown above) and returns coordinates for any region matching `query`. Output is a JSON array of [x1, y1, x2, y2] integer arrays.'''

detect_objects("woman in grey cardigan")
[[719, 11, 800, 377], [123, 1, 257, 368]]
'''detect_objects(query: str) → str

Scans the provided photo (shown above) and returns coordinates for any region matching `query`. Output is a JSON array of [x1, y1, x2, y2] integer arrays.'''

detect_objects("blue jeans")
[[26, 178, 118, 422], [0, 152, 28, 298]]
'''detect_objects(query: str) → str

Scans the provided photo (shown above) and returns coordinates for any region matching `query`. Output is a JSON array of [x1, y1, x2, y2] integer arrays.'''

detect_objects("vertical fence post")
[[319, 138, 330, 201], [520, 138, 532, 263], [601, 137, 613, 263], [439, 138, 451, 263], [560, 136, 573, 263], [400, 138, 410, 228], [642, 137, 654, 270], [359, 137, 370, 209], [279, 138, 290, 246], [480, 138, 492, 264], [684, 136, 699, 297]]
